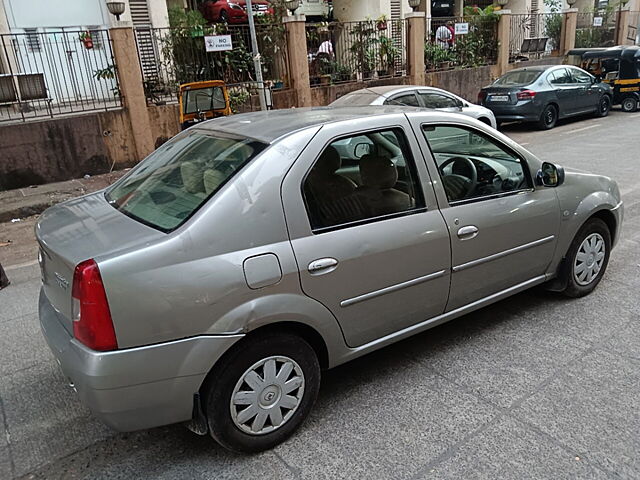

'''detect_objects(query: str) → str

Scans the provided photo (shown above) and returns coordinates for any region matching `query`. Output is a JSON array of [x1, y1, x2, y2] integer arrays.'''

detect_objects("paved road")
[[1, 110, 639, 480]]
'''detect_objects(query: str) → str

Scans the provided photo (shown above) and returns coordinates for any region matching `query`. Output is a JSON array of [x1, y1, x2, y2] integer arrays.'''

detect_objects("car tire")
[[205, 332, 320, 453], [621, 95, 639, 112], [538, 104, 558, 130], [594, 95, 611, 117], [559, 217, 611, 298]]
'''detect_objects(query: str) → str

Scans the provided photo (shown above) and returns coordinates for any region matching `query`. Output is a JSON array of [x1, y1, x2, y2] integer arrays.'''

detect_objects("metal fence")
[[135, 23, 289, 104], [509, 13, 563, 62], [305, 20, 407, 87], [575, 12, 617, 48], [0, 29, 121, 123], [425, 16, 498, 71]]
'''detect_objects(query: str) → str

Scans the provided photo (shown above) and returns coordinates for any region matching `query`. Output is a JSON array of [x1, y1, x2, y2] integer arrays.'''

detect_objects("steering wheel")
[[438, 156, 478, 201]]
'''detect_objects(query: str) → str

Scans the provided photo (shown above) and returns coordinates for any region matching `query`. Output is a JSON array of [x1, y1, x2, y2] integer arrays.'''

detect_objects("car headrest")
[[360, 155, 398, 190], [181, 162, 205, 194], [313, 146, 342, 176]]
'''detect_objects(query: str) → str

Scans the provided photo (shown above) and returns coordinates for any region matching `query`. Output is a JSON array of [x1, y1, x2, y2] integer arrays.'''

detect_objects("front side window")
[[422, 125, 530, 203], [303, 128, 425, 231], [384, 93, 420, 107], [106, 131, 267, 231], [419, 92, 459, 109], [570, 68, 593, 84]]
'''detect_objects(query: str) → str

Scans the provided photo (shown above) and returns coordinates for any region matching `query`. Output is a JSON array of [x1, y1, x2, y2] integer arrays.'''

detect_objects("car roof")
[[340, 85, 455, 98], [194, 106, 449, 143], [506, 65, 559, 73]]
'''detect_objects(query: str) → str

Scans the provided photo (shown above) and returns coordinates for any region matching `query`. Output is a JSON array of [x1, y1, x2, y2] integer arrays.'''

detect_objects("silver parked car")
[[38, 107, 622, 453], [330, 85, 498, 128]]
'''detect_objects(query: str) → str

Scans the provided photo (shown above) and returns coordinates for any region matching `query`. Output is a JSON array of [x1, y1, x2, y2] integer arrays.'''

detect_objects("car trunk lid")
[[481, 86, 520, 106], [36, 192, 165, 335]]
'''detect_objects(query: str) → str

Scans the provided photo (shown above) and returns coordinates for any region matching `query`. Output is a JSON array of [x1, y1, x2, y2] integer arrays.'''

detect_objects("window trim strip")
[[340, 269, 447, 307], [452, 235, 555, 273]]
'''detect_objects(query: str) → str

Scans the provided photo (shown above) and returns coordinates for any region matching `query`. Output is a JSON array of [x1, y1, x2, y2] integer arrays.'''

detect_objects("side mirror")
[[456, 99, 464, 110], [354, 143, 372, 158], [537, 162, 565, 187]]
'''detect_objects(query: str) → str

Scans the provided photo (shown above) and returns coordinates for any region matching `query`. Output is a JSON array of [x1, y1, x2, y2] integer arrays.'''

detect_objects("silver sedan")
[[37, 107, 621, 453], [330, 85, 498, 128]]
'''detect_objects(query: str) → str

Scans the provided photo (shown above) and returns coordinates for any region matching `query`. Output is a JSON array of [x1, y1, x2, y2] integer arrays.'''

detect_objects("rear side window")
[[493, 70, 541, 86], [303, 128, 425, 231], [548, 68, 572, 85], [106, 131, 267, 232]]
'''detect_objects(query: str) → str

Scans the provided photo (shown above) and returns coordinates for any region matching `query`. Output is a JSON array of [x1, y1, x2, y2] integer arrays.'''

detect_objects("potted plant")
[[376, 35, 399, 77], [376, 15, 388, 31], [79, 31, 93, 49]]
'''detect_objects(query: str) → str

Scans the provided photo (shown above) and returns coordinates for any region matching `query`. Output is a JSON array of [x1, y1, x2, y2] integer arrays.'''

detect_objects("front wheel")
[[621, 95, 639, 112], [205, 332, 321, 453], [538, 104, 557, 130], [559, 217, 611, 298], [594, 95, 611, 117]]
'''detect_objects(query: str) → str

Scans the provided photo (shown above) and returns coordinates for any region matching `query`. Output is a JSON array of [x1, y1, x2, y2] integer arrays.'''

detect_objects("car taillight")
[[516, 89, 536, 100], [477, 91, 486, 104], [72, 259, 118, 351]]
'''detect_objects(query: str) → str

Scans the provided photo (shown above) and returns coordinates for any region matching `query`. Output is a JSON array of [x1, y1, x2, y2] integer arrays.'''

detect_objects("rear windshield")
[[331, 91, 379, 106], [105, 131, 267, 232], [183, 87, 226, 114], [493, 70, 542, 86]]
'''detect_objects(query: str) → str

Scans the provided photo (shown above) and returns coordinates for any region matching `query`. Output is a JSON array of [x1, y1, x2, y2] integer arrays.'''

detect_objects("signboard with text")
[[593, 16, 603, 27], [205, 35, 233, 52], [454, 22, 469, 35]]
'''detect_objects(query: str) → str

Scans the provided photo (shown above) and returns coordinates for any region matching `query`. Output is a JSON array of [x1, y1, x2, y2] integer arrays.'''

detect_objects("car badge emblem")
[[54, 272, 69, 291]]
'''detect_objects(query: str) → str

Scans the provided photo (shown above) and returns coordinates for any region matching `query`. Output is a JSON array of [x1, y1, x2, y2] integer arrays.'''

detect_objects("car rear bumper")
[[485, 101, 541, 123], [38, 288, 243, 432]]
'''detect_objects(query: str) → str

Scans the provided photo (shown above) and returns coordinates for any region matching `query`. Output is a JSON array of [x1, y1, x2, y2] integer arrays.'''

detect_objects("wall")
[[0, 108, 139, 190]]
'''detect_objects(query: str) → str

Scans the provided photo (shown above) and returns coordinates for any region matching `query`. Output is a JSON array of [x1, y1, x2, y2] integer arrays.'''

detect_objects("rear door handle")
[[457, 225, 479, 240], [308, 257, 338, 275]]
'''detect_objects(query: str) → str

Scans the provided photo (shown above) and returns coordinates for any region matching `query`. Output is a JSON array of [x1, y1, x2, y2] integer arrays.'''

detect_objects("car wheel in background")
[[621, 95, 639, 112], [538, 104, 558, 130], [205, 332, 321, 453], [559, 217, 611, 298], [594, 95, 611, 117]]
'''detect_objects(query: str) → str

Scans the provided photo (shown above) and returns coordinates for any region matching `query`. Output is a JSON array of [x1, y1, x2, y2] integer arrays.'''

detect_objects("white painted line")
[[568, 124, 600, 134], [5, 259, 39, 271], [520, 142, 530, 146]]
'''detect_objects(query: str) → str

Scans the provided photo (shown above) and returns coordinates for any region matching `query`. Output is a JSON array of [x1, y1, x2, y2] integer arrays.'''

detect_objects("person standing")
[[435, 23, 453, 49]]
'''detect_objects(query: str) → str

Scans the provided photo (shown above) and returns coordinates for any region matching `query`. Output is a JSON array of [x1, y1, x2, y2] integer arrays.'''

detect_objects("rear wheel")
[[594, 95, 611, 117], [621, 95, 639, 112], [205, 332, 320, 453], [538, 104, 557, 130], [559, 217, 611, 298]]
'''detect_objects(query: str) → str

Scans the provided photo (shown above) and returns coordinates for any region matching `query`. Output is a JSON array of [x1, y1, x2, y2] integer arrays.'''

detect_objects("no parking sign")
[[205, 35, 233, 52]]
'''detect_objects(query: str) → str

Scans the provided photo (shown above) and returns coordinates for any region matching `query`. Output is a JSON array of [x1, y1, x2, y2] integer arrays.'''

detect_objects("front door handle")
[[457, 225, 479, 240], [308, 257, 338, 275]]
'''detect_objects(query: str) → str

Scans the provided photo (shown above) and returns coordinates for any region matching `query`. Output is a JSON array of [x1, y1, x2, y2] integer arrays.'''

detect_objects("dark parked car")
[[478, 65, 613, 129]]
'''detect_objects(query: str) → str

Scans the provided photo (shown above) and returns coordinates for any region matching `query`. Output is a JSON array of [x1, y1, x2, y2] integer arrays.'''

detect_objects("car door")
[[281, 114, 451, 348], [547, 68, 580, 116], [569, 67, 599, 112], [409, 117, 561, 311]]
